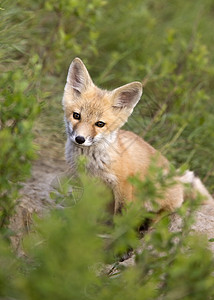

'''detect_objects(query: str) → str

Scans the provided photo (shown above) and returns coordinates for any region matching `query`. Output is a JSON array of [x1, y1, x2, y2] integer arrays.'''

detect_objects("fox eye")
[[95, 121, 105, 128], [73, 112, 81, 120]]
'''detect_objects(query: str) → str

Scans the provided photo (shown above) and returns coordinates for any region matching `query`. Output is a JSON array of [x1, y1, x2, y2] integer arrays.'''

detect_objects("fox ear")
[[66, 58, 93, 94], [112, 82, 143, 110]]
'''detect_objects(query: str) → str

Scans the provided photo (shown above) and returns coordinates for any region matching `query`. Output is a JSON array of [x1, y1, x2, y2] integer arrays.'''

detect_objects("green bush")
[[0, 170, 214, 299], [0, 71, 39, 234], [0, 2, 40, 234]]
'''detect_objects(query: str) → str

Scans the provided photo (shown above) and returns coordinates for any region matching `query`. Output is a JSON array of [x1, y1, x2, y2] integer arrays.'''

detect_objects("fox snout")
[[69, 132, 93, 147], [66, 121, 94, 146]]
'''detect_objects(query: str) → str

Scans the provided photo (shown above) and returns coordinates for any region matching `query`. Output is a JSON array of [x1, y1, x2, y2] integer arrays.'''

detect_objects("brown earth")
[[10, 131, 67, 255]]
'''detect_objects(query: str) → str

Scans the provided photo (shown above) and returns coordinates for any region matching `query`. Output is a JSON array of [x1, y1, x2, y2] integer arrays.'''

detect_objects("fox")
[[62, 57, 213, 214]]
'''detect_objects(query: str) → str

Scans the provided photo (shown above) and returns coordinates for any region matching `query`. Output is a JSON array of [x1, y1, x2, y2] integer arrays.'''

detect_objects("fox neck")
[[65, 130, 118, 173]]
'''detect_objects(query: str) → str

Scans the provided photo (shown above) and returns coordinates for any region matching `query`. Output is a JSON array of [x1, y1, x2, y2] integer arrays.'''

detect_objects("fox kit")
[[62, 58, 213, 214]]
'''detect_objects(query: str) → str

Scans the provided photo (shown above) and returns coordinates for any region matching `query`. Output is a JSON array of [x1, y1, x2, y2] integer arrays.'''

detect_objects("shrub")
[[0, 169, 214, 299], [0, 70, 39, 235], [0, 2, 40, 236]]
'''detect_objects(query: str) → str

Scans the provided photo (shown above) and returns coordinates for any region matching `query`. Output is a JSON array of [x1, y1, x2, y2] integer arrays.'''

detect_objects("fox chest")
[[67, 142, 117, 187], [85, 148, 117, 187]]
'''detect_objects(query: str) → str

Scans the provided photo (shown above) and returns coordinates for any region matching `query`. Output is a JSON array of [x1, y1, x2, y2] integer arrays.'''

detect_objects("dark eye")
[[73, 112, 81, 120], [95, 121, 105, 128]]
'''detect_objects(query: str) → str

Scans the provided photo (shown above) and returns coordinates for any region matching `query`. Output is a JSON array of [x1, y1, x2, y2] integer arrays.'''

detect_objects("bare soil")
[[10, 132, 67, 255]]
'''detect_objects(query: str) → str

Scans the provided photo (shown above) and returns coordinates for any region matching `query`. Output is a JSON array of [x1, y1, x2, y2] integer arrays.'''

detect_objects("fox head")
[[62, 58, 143, 147]]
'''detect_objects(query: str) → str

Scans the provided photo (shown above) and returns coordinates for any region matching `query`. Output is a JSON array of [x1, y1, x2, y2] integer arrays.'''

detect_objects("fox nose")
[[75, 136, 85, 144]]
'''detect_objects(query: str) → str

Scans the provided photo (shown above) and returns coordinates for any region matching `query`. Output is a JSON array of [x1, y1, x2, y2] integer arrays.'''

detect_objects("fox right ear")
[[112, 82, 143, 111], [66, 58, 93, 94]]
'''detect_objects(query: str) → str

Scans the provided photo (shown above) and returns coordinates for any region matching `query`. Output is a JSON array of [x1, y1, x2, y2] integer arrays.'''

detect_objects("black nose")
[[75, 136, 85, 144]]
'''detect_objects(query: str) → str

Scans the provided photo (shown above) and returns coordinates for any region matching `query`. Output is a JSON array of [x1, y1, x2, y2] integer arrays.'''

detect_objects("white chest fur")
[[65, 139, 117, 187]]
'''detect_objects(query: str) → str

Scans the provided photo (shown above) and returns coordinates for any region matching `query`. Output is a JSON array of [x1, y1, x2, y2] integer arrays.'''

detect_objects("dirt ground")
[[10, 131, 67, 254], [10, 127, 214, 256]]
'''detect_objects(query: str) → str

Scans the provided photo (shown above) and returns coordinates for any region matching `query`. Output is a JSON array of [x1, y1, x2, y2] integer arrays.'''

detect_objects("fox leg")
[[113, 189, 124, 214], [113, 182, 134, 214]]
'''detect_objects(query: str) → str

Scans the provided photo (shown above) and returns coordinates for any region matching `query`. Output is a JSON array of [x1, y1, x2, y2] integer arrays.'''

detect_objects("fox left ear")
[[112, 82, 143, 110], [65, 57, 93, 94]]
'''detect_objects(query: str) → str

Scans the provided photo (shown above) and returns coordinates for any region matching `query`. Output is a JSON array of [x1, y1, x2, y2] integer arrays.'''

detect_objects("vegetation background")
[[1, 0, 214, 299]]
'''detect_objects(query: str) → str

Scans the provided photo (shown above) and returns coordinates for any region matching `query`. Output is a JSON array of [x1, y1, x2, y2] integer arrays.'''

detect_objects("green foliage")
[[0, 70, 39, 232], [0, 236, 20, 298], [0, 3, 40, 233], [18, 174, 110, 300], [0, 171, 214, 299], [13, 0, 106, 76]]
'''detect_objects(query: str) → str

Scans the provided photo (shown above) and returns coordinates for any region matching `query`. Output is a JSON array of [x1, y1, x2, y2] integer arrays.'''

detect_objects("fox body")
[[62, 58, 213, 213]]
